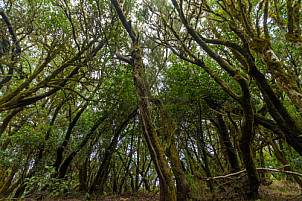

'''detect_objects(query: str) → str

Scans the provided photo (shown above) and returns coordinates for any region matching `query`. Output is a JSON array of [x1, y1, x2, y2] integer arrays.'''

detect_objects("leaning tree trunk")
[[151, 98, 191, 201], [88, 108, 137, 194], [259, 129, 302, 188], [216, 114, 240, 172], [110, 1, 177, 200], [238, 96, 260, 200], [131, 46, 176, 201], [206, 98, 240, 173]]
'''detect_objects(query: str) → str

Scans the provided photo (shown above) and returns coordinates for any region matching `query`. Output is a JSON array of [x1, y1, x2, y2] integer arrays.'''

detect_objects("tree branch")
[[202, 165, 302, 181], [110, 0, 137, 43]]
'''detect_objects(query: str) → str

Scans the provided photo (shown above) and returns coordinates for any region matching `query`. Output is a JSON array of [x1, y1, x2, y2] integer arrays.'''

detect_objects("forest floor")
[[258, 180, 302, 201], [8, 180, 302, 201]]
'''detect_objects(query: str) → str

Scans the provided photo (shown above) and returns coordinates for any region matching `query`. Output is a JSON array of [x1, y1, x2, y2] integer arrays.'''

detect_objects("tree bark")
[[238, 97, 260, 200], [110, 0, 177, 200], [151, 98, 191, 201], [53, 102, 88, 175], [132, 48, 176, 201], [215, 113, 240, 173], [88, 107, 137, 194], [57, 109, 110, 179], [259, 129, 302, 188]]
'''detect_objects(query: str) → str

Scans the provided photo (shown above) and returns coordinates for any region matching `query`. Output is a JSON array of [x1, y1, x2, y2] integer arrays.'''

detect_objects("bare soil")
[[6, 181, 302, 201]]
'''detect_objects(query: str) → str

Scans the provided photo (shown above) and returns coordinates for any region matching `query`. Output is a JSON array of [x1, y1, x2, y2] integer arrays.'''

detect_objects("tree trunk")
[[88, 108, 137, 194], [132, 49, 176, 201], [53, 102, 88, 175], [249, 67, 302, 156], [212, 112, 240, 173], [79, 159, 88, 192], [0, 164, 18, 199], [151, 98, 191, 201], [110, 1, 177, 200], [196, 100, 215, 198], [259, 129, 302, 188], [239, 99, 260, 200], [57, 109, 110, 179]]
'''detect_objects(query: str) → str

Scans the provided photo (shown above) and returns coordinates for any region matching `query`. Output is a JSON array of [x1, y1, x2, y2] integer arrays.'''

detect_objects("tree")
[[0, 0, 112, 197], [1, 0, 302, 200], [141, 0, 301, 198]]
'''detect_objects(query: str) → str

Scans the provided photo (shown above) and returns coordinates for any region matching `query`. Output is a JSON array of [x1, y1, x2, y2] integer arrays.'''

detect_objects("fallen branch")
[[275, 164, 290, 169], [202, 170, 246, 181], [202, 165, 302, 181], [257, 167, 302, 177]]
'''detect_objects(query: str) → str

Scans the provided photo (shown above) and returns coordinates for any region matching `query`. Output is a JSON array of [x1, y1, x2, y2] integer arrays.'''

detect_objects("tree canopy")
[[0, 0, 301, 200]]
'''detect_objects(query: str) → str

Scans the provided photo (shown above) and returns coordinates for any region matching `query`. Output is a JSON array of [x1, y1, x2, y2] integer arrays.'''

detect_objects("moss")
[[293, 1, 301, 34], [133, 63, 177, 200], [249, 37, 270, 53], [265, 59, 282, 71], [131, 45, 141, 55], [232, 68, 243, 80], [265, 57, 301, 92], [285, 32, 302, 42]]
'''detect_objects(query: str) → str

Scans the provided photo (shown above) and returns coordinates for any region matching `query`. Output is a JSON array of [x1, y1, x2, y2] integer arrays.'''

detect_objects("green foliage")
[[85, 193, 91, 199], [0, 0, 302, 200], [23, 166, 70, 197], [161, 55, 235, 120]]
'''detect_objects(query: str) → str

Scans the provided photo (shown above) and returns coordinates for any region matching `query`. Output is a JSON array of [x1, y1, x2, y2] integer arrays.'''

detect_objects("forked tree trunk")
[[259, 129, 302, 188], [206, 98, 240, 173], [131, 47, 177, 201], [239, 98, 260, 200], [151, 98, 191, 201], [88, 108, 137, 194], [110, 1, 177, 200]]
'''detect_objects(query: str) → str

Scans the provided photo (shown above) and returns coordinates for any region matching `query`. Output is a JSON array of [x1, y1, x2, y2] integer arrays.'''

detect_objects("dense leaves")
[[0, 0, 301, 200]]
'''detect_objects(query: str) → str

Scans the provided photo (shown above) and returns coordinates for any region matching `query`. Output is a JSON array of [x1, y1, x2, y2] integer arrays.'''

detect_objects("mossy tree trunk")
[[53, 102, 88, 176], [88, 107, 137, 194], [131, 47, 176, 201], [206, 98, 240, 173], [196, 100, 215, 197], [169, 1, 260, 198], [164, 0, 302, 157], [132, 49, 177, 201], [239, 97, 260, 199], [110, 1, 177, 200], [216, 0, 302, 156], [56, 108, 110, 180], [215, 114, 240, 173], [0, 164, 18, 199], [151, 98, 192, 201], [259, 129, 302, 188]]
